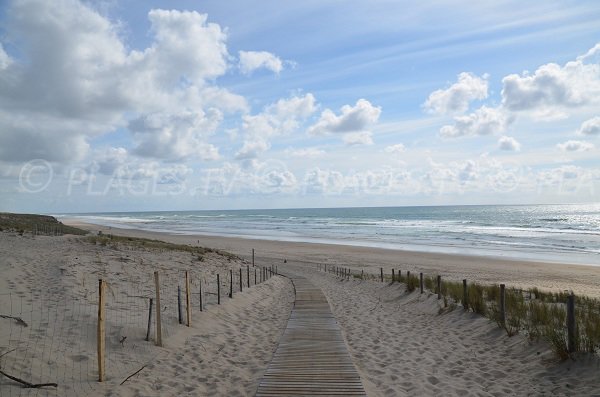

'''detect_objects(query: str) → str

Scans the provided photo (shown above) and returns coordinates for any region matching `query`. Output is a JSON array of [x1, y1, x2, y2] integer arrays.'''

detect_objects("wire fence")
[[316, 264, 600, 360], [0, 264, 277, 396]]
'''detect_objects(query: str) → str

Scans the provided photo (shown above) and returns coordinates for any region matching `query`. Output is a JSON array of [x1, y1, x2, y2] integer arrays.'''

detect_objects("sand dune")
[[3, 223, 600, 396], [0, 231, 293, 396], [285, 264, 600, 396]]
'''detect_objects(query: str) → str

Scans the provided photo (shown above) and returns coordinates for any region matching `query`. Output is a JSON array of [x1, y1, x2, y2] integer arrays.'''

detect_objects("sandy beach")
[[66, 219, 600, 298], [0, 227, 293, 396], [2, 220, 600, 396]]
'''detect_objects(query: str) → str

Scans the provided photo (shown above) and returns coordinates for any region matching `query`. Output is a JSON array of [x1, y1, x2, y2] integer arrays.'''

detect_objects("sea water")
[[60, 204, 600, 265]]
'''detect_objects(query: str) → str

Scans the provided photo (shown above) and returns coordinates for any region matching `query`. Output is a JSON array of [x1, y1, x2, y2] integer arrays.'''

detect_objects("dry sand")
[[284, 263, 600, 396], [3, 220, 600, 396], [66, 220, 600, 298], [0, 230, 293, 396]]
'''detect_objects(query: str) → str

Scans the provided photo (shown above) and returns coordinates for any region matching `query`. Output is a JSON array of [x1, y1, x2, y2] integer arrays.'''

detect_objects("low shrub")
[[468, 284, 486, 315]]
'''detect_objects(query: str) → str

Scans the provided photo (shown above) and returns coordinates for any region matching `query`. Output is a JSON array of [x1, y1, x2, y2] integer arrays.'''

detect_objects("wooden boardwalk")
[[256, 275, 366, 396]]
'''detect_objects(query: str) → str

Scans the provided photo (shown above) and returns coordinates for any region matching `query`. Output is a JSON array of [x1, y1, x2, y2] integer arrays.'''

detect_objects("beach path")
[[256, 274, 366, 396]]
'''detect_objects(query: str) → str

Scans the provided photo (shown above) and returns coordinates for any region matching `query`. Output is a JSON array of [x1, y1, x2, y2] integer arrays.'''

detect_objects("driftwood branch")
[[0, 369, 57, 388], [0, 348, 17, 360], [0, 315, 28, 327], [119, 365, 147, 385]]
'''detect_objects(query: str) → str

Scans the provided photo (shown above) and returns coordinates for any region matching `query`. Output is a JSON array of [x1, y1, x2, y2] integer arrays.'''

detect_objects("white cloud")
[[0, 43, 11, 70], [497, 136, 521, 151], [308, 99, 381, 136], [440, 106, 509, 138], [236, 94, 316, 159], [343, 131, 373, 146], [0, 109, 94, 162], [535, 165, 596, 194], [577, 116, 600, 135], [423, 72, 488, 114], [576, 43, 600, 62], [199, 160, 298, 195], [458, 160, 478, 182], [129, 110, 222, 161], [285, 148, 326, 158], [501, 44, 600, 114], [384, 144, 406, 154], [262, 169, 297, 192], [421, 155, 527, 194], [144, 9, 228, 85], [303, 168, 346, 195], [556, 140, 594, 152], [235, 139, 270, 160], [0, 0, 236, 165], [90, 147, 128, 175], [239, 50, 283, 75]]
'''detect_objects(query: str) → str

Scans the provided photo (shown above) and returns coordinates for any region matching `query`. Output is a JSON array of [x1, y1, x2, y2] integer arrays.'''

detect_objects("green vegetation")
[[0, 212, 87, 235], [359, 268, 600, 360], [432, 278, 600, 359], [85, 234, 238, 260], [327, 267, 600, 360], [406, 273, 419, 292]]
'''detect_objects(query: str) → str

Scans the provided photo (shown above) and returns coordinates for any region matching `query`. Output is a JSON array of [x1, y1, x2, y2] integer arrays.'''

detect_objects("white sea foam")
[[59, 204, 600, 265]]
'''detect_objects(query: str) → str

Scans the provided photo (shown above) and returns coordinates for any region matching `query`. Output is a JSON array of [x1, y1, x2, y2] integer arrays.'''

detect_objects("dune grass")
[[431, 277, 600, 359], [341, 267, 600, 360], [85, 233, 239, 260], [0, 212, 87, 235]]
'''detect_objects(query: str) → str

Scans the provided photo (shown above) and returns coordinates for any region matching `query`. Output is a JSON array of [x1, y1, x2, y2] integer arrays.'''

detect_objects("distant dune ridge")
[[0, 212, 87, 236]]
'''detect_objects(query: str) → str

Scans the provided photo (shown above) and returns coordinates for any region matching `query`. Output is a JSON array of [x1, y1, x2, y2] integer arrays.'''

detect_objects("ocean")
[[59, 204, 600, 265]]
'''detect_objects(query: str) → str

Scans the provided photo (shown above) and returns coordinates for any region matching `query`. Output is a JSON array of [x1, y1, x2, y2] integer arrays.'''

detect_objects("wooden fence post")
[[239, 268, 243, 292], [391, 269, 395, 283], [145, 298, 153, 341], [437, 275, 441, 300], [177, 285, 183, 324], [199, 278, 203, 312], [217, 274, 221, 305], [185, 271, 191, 327], [380, 268, 383, 282], [255, 268, 257, 286], [567, 293, 575, 353], [229, 269, 233, 298], [407, 271, 410, 282], [97, 279, 106, 382], [463, 279, 468, 310], [398, 270, 401, 282], [420, 273, 423, 294], [252, 248, 255, 267], [499, 284, 506, 325], [154, 271, 162, 347], [247, 265, 250, 288]]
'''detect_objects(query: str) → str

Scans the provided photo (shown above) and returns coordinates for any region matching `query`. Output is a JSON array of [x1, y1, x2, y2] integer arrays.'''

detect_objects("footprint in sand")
[[426, 375, 440, 385]]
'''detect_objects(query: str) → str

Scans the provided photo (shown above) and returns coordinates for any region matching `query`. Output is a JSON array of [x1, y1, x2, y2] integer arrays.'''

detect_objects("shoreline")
[[63, 218, 600, 298]]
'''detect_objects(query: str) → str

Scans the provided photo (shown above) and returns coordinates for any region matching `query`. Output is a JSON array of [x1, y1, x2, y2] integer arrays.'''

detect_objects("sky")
[[0, 0, 600, 213]]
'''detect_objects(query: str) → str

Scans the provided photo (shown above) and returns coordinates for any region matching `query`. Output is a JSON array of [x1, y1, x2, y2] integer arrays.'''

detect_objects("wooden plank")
[[255, 274, 366, 396], [185, 271, 191, 327], [154, 271, 162, 347], [97, 279, 105, 382]]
